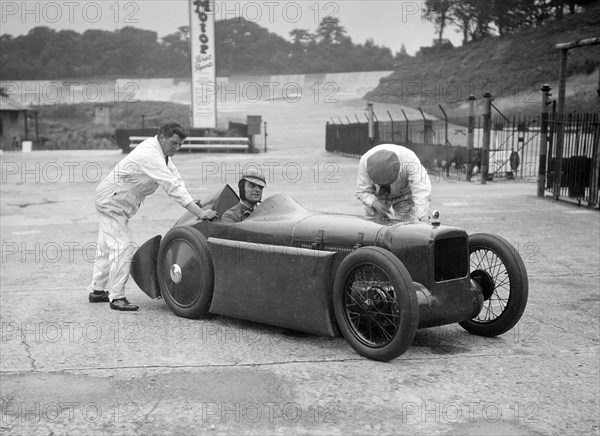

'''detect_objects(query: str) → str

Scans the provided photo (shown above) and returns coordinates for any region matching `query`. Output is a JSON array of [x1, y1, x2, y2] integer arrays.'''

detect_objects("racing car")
[[130, 186, 528, 361]]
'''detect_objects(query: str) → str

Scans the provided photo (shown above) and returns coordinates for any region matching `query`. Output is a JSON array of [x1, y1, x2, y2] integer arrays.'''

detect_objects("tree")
[[424, 0, 453, 50], [162, 26, 189, 58], [440, 0, 494, 44], [316, 16, 350, 45], [447, 1, 474, 43], [43, 30, 82, 78], [395, 43, 410, 59], [492, 0, 523, 35], [468, 0, 494, 41], [289, 28, 316, 48]]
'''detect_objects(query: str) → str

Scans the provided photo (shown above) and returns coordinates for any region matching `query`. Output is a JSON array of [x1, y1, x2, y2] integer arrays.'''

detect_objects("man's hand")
[[418, 215, 430, 224], [186, 201, 217, 221], [197, 209, 218, 221], [372, 200, 393, 220]]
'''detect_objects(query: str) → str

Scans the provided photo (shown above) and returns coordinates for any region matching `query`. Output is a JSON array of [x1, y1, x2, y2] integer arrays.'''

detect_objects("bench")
[[129, 136, 250, 152]]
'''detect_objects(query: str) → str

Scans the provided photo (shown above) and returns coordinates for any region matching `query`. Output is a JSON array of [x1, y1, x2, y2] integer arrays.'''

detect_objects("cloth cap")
[[241, 168, 266, 187], [366, 149, 400, 185]]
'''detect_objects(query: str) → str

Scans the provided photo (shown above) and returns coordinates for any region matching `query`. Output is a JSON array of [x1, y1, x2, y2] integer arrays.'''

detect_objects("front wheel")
[[333, 247, 419, 362], [157, 226, 214, 319], [459, 233, 528, 337]]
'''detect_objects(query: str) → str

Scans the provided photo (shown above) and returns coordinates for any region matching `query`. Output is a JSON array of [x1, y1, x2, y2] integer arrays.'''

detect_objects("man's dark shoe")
[[89, 290, 109, 303], [110, 298, 139, 311]]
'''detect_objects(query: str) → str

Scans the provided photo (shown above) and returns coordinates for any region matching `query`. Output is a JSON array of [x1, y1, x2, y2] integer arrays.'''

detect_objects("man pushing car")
[[87, 120, 217, 311], [356, 144, 432, 222]]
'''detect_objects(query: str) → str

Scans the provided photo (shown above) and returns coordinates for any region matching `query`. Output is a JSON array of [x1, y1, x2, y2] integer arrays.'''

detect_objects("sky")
[[0, 0, 463, 55]]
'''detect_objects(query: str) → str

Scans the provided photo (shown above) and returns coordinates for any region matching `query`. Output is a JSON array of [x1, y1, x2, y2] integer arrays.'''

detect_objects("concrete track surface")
[[1, 74, 599, 435], [1, 142, 599, 435]]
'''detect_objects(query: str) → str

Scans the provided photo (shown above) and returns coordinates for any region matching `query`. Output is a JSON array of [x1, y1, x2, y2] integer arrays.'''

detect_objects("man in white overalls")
[[356, 144, 432, 222], [87, 121, 217, 311]]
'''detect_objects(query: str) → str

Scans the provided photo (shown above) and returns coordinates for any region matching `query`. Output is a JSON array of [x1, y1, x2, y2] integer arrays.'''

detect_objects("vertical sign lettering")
[[189, 0, 216, 128]]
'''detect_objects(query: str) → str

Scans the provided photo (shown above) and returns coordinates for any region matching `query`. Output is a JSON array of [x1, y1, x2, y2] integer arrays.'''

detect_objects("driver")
[[222, 168, 266, 223]]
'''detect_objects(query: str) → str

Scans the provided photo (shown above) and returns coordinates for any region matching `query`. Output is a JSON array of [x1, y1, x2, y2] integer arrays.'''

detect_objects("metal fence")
[[546, 112, 599, 205], [325, 111, 599, 207], [326, 114, 542, 181]]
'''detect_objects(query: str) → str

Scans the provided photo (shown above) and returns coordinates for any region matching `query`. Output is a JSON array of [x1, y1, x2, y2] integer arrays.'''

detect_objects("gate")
[[546, 113, 600, 206], [325, 114, 542, 180]]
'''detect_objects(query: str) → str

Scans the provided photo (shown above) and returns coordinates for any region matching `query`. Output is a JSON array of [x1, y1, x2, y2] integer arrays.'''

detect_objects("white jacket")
[[356, 144, 431, 220], [95, 136, 194, 218]]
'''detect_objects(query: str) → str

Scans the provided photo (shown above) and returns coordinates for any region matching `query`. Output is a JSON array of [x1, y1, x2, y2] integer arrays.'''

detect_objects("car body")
[[131, 185, 528, 361]]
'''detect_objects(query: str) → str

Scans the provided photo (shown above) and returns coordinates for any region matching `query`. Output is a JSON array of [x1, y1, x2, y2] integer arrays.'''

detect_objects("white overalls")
[[356, 144, 432, 221], [87, 136, 194, 301]]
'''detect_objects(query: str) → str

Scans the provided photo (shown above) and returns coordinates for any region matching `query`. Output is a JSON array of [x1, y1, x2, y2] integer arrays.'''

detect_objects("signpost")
[[189, 0, 216, 128]]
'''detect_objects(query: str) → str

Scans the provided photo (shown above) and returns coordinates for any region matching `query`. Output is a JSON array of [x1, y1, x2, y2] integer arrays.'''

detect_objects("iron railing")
[[325, 111, 599, 207], [546, 112, 599, 205]]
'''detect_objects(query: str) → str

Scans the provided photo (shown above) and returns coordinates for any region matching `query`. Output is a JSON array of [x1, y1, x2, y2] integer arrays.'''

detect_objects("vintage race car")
[[131, 186, 528, 361]]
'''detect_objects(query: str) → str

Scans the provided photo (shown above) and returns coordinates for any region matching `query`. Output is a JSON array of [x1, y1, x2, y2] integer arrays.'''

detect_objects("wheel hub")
[[363, 286, 387, 307], [471, 269, 495, 300], [170, 264, 182, 284]]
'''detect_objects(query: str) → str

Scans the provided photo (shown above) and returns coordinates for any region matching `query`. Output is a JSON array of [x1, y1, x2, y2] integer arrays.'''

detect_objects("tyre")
[[333, 247, 419, 362], [157, 226, 214, 319], [459, 233, 529, 337]]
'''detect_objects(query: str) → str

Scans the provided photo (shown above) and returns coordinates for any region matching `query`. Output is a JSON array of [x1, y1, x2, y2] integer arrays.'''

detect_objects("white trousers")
[[86, 210, 135, 301]]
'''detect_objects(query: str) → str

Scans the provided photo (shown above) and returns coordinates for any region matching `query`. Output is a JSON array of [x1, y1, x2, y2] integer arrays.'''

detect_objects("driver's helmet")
[[240, 168, 266, 187]]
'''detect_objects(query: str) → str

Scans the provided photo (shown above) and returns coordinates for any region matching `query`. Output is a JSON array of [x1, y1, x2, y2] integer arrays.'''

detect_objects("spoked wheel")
[[157, 226, 214, 319], [459, 233, 528, 337], [333, 247, 418, 362]]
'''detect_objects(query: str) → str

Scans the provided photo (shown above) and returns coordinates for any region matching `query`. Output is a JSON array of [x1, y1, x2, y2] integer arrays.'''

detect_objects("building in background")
[[0, 89, 35, 150]]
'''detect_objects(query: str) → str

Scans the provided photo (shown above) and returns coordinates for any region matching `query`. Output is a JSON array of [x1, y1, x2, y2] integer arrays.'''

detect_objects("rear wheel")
[[459, 233, 528, 336], [157, 226, 214, 319], [333, 247, 418, 362]]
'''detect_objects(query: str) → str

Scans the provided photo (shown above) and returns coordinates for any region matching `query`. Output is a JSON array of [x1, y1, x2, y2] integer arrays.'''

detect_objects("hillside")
[[366, 3, 600, 117]]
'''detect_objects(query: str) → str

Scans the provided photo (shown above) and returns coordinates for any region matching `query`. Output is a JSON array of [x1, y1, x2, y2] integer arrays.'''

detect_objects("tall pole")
[[264, 121, 268, 153], [466, 95, 475, 182], [401, 109, 409, 143], [553, 48, 568, 199], [537, 84, 552, 197], [367, 103, 374, 146], [387, 111, 395, 143], [481, 92, 492, 185]]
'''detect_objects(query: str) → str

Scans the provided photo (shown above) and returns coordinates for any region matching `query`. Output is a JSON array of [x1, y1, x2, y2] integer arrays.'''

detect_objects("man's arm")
[[356, 157, 394, 219], [185, 201, 217, 221], [355, 157, 377, 207], [405, 157, 432, 221], [134, 149, 215, 221]]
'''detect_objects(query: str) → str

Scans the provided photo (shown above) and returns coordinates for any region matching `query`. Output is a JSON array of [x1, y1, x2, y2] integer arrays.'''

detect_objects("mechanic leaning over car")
[[87, 120, 218, 311], [222, 168, 266, 223], [356, 144, 432, 222]]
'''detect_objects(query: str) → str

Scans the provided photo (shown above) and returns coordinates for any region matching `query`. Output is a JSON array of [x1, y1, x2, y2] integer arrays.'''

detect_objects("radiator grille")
[[435, 237, 469, 281]]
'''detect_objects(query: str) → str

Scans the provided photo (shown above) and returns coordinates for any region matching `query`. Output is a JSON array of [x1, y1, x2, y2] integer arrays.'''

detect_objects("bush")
[[30, 101, 192, 150]]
